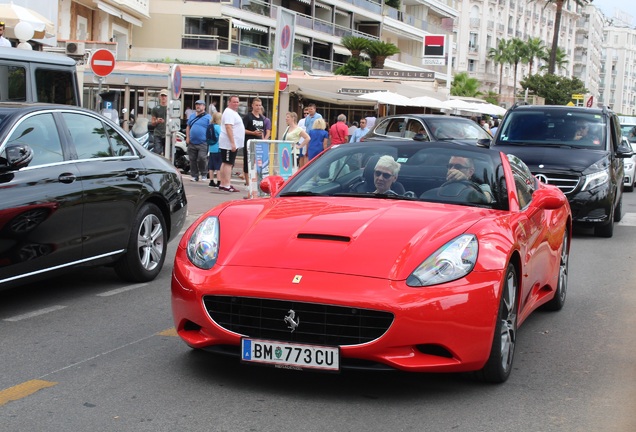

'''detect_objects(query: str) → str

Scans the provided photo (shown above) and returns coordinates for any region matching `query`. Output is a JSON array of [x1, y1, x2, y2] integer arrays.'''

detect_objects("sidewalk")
[[181, 166, 248, 221]]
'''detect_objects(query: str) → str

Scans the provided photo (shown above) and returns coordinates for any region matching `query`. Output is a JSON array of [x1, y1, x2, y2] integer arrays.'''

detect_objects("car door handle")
[[125, 168, 140, 179], [58, 173, 77, 183]]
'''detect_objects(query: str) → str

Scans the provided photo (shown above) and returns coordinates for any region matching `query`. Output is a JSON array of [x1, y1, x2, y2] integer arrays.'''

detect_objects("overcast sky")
[[592, 0, 635, 24]]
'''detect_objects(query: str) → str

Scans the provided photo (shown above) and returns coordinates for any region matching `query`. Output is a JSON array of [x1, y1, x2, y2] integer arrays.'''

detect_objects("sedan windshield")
[[280, 142, 505, 209]]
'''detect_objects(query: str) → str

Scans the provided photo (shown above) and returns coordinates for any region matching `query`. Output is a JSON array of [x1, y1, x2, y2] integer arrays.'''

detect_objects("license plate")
[[241, 338, 340, 372]]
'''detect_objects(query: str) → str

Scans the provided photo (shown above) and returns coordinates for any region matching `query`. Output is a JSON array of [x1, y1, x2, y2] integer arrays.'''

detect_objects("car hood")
[[216, 198, 486, 280], [494, 144, 607, 173]]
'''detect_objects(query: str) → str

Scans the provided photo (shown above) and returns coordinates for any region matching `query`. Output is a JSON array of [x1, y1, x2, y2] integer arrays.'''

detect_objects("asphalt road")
[[1, 181, 635, 431]]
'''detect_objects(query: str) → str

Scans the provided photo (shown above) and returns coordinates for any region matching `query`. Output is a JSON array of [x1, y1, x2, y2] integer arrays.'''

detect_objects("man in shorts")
[[218, 96, 245, 192]]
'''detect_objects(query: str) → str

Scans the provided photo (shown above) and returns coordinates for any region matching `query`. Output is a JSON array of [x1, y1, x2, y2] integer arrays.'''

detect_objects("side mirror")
[[259, 175, 285, 195], [0, 143, 34, 172], [617, 139, 634, 158], [531, 187, 567, 210]]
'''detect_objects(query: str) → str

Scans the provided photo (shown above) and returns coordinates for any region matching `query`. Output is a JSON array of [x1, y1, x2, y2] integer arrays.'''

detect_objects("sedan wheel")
[[477, 263, 518, 383], [543, 230, 569, 311], [115, 203, 167, 282]]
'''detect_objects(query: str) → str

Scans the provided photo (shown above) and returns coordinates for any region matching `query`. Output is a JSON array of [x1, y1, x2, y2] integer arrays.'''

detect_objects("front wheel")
[[543, 229, 569, 311], [114, 203, 167, 282], [477, 263, 518, 383]]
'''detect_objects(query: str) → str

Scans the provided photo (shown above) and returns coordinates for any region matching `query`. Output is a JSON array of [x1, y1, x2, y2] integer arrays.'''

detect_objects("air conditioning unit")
[[65, 41, 86, 56]]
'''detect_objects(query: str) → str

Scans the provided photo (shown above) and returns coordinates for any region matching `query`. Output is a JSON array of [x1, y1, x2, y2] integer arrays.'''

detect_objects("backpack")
[[206, 122, 218, 143]]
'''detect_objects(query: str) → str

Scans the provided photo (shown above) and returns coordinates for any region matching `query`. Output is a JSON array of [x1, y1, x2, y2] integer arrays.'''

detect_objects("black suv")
[[493, 104, 633, 237]]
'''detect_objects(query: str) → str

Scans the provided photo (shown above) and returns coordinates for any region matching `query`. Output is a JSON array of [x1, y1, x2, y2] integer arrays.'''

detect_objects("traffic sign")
[[279, 72, 288, 91], [586, 96, 594, 107], [572, 94, 584, 100], [171, 64, 182, 99], [90, 49, 116, 77]]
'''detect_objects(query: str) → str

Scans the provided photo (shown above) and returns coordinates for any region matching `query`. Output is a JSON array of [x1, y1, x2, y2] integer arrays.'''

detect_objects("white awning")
[[333, 45, 352, 56], [335, 10, 350, 17], [293, 87, 376, 106], [97, 1, 143, 27], [295, 35, 311, 44], [232, 19, 268, 33], [296, 0, 311, 4], [315, 2, 332, 10]]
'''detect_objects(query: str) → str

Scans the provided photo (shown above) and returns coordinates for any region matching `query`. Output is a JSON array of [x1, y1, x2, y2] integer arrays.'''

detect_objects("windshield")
[[280, 142, 506, 209], [498, 110, 606, 149], [426, 117, 492, 140]]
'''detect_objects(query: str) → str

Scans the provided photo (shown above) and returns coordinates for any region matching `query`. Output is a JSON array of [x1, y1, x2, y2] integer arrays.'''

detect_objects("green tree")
[[385, 0, 400, 8], [451, 72, 483, 97], [523, 37, 547, 76], [366, 40, 400, 69], [520, 74, 587, 105], [341, 35, 370, 60], [509, 38, 526, 95], [540, 47, 569, 73], [543, 0, 589, 74], [487, 39, 510, 96], [334, 58, 370, 76], [483, 90, 500, 105]]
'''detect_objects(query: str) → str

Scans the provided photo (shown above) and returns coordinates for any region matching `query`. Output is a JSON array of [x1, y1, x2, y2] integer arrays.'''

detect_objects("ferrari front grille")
[[203, 295, 394, 346]]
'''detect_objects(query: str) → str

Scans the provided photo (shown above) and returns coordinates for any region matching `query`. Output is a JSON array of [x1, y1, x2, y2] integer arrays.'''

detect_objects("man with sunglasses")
[[446, 155, 492, 201], [373, 155, 401, 195], [0, 22, 13, 47]]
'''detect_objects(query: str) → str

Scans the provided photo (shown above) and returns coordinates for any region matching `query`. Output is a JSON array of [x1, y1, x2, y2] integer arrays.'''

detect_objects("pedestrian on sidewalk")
[[218, 95, 245, 193], [185, 100, 211, 182], [207, 112, 222, 187], [242, 97, 265, 188]]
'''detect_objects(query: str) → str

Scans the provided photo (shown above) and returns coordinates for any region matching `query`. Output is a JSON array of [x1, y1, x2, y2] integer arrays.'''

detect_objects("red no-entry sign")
[[90, 49, 116, 77], [279, 72, 288, 91]]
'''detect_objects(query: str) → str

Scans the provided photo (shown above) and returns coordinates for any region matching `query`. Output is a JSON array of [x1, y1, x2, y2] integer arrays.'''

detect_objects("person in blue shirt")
[[207, 112, 222, 187], [349, 118, 369, 142], [307, 118, 329, 160], [304, 103, 323, 132], [186, 100, 212, 182]]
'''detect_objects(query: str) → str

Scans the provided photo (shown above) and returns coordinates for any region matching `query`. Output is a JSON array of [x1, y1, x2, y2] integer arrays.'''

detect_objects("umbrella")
[[357, 91, 412, 106], [407, 95, 446, 110], [0, 3, 55, 39], [440, 99, 483, 112], [471, 102, 507, 116]]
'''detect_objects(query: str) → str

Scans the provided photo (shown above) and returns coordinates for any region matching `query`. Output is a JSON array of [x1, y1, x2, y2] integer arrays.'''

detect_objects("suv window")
[[498, 110, 606, 149]]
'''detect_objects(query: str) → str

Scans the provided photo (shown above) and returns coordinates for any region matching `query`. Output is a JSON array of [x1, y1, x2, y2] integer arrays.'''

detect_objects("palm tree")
[[365, 40, 400, 69], [523, 37, 546, 76], [487, 39, 510, 96], [544, 0, 588, 74], [541, 47, 569, 73], [508, 38, 526, 95], [450, 72, 483, 97], [341, 35, 370, 60]]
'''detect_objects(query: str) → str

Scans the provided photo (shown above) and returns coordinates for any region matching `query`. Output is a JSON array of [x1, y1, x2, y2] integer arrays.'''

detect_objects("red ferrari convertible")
[[172, 140, 571, 383]]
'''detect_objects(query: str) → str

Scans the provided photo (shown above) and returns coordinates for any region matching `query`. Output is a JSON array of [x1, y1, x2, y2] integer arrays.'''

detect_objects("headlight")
[[407, 234, 478, 287], [186, 216, 220, 269], [580, 168, 609, 191]]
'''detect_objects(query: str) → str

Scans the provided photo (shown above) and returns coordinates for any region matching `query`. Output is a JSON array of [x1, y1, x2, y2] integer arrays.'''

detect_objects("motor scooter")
[[173, 131, 190, 174], [130, 117, 151, 150]]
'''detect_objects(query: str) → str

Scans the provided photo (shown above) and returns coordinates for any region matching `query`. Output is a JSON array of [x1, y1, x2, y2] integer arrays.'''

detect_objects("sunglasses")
[[447, 163, 470, 170], [374, 170, 393, 179]]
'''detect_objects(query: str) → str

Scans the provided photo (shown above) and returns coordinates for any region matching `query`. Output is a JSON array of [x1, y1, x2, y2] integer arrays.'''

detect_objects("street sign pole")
[[273, 72, 281, 140]]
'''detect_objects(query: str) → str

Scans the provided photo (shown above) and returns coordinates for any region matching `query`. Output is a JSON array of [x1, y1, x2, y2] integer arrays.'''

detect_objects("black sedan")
[[0, 103, 187, 289], [362, 114, 492, 144]]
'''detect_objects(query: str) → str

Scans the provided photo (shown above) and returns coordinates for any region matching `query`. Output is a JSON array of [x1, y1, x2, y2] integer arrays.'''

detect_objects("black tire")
[[114, 203, 167, 282], [477, 263, 518, 383], [543, 229, 569, 311], [614, 195, 623, 222]]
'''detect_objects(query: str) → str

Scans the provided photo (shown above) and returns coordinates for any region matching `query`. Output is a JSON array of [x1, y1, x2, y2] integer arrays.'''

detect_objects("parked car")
[[172, 139, 571, 383], [0, 103, 188, 289], [362, 114, 492, 144], [619, 119, 636, 192], [493, 103, 633, 238]]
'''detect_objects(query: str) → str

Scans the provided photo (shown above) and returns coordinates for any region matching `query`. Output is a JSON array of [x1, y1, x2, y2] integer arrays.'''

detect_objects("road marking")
[[618, 212, 636, 227], [96, 283, 148, 297], [0, 380, 57, 407], [157, 327, 178, 337], [3, 305, 66, 322]]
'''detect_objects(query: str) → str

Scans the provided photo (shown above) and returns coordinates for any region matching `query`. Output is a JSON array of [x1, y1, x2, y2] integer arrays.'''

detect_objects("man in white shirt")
[[218, 95, 246, 193], [0, 22, 13, 48]]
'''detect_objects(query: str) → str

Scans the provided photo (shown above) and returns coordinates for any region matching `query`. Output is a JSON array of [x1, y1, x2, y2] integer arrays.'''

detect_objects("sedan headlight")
[[187, 217, 220, 269], [407, 234, 478, 287]]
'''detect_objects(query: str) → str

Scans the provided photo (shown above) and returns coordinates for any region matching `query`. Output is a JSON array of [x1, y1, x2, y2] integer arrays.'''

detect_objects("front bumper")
[[171, 253, 503, 373]]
